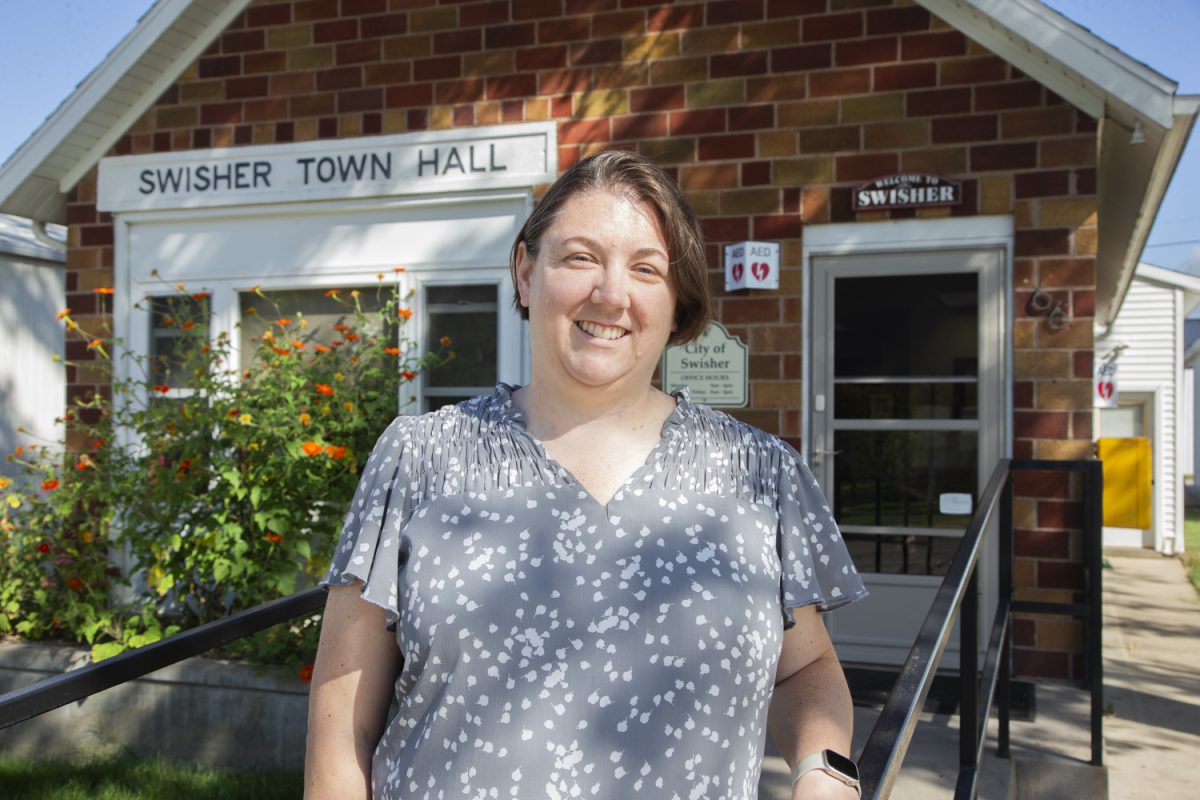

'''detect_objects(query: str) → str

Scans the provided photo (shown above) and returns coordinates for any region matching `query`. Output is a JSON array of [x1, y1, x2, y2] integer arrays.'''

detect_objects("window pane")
[[424, 283, 498, 392], [149, 296, 210, 389], [834, 381, 978, 420], [834, 273, 977, 379], [832, 430, 977, 529], [844, 533, 958, 576], [239, 287, 391, 365]]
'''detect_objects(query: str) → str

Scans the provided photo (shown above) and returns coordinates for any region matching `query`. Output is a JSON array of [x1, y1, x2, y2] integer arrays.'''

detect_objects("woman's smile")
[[575, 319, 629, 340]]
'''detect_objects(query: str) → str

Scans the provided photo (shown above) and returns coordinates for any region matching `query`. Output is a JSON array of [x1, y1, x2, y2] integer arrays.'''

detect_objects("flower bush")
[[0, 279, 449, 676]]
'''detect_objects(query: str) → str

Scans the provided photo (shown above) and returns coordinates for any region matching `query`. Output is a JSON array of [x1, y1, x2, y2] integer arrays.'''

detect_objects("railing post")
[[1085, 459, 1104, 767], [959, 564, 979, 794], [998, 469, 1013, 759]]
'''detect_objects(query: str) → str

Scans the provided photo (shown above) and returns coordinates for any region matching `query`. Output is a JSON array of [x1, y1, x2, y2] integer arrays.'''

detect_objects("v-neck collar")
[[492, 382, 689, 511]]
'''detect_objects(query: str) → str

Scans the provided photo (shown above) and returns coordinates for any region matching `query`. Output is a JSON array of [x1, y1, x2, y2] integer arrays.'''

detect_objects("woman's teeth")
[[577, 320, 627, 340]]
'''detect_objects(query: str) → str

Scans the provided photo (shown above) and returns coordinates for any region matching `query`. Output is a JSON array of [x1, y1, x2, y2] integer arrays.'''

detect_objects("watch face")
[[826, 750, 860, 782]]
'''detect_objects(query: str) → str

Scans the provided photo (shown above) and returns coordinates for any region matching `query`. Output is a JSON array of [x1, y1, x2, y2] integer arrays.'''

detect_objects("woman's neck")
[[515, 376, 668, 441]]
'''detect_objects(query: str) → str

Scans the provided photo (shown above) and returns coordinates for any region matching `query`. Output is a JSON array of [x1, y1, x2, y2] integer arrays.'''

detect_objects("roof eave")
[[0, 0, 251, 224], [1099, 96, 1200, 327]]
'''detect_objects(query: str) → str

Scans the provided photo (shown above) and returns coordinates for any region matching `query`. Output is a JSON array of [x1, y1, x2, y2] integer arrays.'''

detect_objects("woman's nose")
[[591, 265, 630, 308]]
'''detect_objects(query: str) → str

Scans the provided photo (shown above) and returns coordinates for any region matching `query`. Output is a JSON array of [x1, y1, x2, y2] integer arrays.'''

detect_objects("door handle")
[[812, 448, 842, 460]]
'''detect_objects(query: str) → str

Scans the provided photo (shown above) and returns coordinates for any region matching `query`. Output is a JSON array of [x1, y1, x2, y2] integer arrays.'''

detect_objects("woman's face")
[[516, 188, 678, 394]]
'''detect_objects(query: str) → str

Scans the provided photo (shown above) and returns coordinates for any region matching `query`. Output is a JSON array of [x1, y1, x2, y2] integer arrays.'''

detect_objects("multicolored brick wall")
[[63, 0, 1098, 679]]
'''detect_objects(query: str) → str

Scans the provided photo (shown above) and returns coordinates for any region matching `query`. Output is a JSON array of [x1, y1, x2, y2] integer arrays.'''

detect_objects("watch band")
[[791, 750, 862, 797]]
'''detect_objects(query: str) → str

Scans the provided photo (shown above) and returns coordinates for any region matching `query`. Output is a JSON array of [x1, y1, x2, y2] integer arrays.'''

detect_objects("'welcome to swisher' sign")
[[852, 173, 962, 212]]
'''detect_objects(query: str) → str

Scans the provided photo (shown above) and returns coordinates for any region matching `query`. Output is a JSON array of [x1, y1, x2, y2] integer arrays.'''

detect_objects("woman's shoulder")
[[674, 392, 800, 463]]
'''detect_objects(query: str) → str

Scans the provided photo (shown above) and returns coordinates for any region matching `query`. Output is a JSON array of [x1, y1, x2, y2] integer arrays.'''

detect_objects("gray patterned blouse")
[[322, 383, 866, 800]]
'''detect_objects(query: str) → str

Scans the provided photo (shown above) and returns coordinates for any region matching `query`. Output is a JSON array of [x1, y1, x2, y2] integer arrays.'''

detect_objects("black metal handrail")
[[0, 587, 325, 730], [857, 458, 1104, 799]]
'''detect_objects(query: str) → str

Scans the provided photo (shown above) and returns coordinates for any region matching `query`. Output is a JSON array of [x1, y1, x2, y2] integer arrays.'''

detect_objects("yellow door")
[[1097, 437, 1151, 529]]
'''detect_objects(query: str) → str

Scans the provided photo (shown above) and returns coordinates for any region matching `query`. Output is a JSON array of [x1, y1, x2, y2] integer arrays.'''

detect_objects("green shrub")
[[0, 280, 448, 678]]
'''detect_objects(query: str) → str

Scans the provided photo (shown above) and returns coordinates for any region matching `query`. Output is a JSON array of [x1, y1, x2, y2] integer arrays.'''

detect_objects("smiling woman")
[[304, 152, 867, 800]]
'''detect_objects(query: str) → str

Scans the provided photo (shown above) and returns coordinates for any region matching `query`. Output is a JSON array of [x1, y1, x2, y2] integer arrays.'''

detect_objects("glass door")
[[811, 248, 1005, 666]]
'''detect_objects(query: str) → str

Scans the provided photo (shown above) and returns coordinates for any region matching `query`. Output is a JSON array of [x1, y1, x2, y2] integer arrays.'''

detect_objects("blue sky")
[[1, 0, 1196, 273]]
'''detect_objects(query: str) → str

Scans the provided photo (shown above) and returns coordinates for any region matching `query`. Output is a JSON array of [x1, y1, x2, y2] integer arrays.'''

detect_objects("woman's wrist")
[[791, 768, 862, 799]]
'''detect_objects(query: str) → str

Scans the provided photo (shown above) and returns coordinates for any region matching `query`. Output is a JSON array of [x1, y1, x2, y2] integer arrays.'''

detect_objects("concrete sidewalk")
[[759, 550, 1200, 799], [1101, 551, 1200, 800]]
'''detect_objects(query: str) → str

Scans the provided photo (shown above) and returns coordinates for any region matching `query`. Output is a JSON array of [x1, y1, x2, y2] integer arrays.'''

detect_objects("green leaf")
[[250, 486, 262, 509], [91, 641, 126, 662]]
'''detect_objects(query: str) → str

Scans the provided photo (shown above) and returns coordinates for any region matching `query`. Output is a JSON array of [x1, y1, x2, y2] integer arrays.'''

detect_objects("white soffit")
[[917, 0, 1178, 128], [0, 0, 252, 224]]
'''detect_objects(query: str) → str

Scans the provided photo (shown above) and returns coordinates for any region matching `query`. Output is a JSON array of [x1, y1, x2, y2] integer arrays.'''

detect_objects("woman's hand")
[[304, 583, 403, 800]]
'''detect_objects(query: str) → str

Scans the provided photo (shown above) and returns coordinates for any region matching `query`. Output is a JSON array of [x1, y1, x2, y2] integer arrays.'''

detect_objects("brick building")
[[0, 0, 1194, 679]]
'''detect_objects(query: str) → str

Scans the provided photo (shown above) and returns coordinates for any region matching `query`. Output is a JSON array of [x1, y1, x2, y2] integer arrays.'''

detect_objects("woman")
[[305, 151, 867, 800]]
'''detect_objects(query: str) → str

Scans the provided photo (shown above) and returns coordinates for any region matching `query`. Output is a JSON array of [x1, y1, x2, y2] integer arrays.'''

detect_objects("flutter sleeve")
[[775, 442, 867, 626], [320, 416, 414, 627]]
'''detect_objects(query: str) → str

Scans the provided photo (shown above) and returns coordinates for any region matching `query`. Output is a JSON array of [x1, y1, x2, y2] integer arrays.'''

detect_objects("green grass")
[[1183, 507, 1200, 595], [0, 754, 302, 800]]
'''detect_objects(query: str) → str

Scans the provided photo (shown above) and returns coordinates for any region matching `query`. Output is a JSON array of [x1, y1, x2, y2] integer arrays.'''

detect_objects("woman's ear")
[[515, 241, 533, 308]]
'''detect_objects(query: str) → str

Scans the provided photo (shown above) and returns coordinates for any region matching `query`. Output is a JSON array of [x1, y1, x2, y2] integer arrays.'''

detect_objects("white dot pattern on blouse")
[[322, 383, 866, 800]]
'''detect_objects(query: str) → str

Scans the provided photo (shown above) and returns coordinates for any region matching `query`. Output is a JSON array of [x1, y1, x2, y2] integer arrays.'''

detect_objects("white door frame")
[[803, 216, 1013, 665]]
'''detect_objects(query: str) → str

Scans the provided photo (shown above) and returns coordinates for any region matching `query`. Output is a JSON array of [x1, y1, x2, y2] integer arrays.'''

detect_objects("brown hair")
[[509, 150, 710, 346]]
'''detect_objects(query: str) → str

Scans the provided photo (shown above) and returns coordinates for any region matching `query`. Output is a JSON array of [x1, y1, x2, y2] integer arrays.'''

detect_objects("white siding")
[[0, 255, 65, 483], [1103, 278, 1179, 551]]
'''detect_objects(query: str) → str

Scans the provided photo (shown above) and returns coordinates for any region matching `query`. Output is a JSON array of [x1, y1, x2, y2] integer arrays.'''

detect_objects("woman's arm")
[[304, 583, 404, 800], [768, 605, 859, 800]]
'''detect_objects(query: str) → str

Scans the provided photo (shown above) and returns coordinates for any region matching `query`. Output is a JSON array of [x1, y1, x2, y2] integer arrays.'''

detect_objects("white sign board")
[[724, 240, 779, 291], [661, 322, 748, 407], [98, 122, 556, 212], [1094, 361, 1118, 408]]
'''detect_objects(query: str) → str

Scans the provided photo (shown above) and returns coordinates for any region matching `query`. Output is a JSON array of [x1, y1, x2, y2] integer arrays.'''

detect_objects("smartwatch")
[[790, 749, 861, 797]]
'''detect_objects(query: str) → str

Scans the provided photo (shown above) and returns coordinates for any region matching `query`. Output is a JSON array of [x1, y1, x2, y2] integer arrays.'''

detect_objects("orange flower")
[[345, 332, 360, 342], [291, 340, 306, 350], [265, 533, 284, 543], [153, 385, 170, 394], [343, 402, 353, 412], [298, 663, 315, 683], [272, 347, 290, 356], [275, 318, 292, 327], [323, 289, 340, 298], [243, 306, 256, 315], [315, 383, 333, 396], [440, 336, 452, 346], [261, 330, 275, 342], [191, 292, 210, 300], [350, 290, 360, 299], [94, 288, 115, 295], [401, 370, 416, 381], [92, 438, 105, 449], [393, 267, 406, 273], [178, 459, 192, 472], [325, 444, 347, 459], [55, 308, 72, 320], [333, 324, 349, 333], [397, 307, 413, 319], [384, 347, 400, 356], [301, 441, 322, 456], [66, 577, 85, 592], [181, 321, 196, 331], [228, 409, 240, 418], [299, 412, 312, 426], [41, 479, 60, 491], [330, 340, 344, 347], [313, 344, 331, 353], [86, 339, 102, 349], [160, 316, 176, 328]]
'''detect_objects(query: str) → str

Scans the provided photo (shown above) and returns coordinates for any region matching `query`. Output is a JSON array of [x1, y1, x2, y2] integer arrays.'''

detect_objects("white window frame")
[[111, 190, 532, 429]]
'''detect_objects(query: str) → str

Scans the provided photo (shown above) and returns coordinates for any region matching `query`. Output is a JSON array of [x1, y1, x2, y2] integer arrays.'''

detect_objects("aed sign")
[[661, 322, 748, 408], [1094, 362, 1118, 408], [852, 173, 962, 212], [98, 122, 556, 212], [725, 240, 779, 291]]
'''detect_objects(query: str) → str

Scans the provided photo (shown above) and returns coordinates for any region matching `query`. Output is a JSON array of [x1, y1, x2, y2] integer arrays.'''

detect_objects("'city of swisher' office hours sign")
[[97, 122, 556, 212], [661, 322, 748, 408], [852, 173, 962, 212]]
